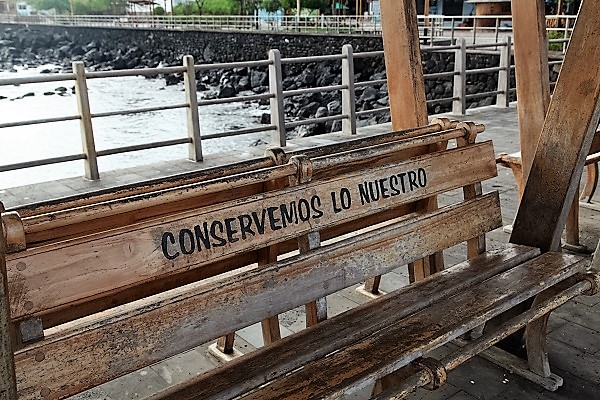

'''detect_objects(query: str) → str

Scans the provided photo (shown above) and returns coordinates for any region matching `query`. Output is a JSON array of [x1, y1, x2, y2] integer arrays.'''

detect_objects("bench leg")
[[580, 163, 599, 203], [299, 232, 328, 327], [564, 194, 589, 253], [1, 220, 18, 399]]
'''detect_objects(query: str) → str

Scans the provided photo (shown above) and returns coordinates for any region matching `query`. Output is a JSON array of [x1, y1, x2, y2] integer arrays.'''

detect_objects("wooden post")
[[0, 214, 18, 399], [73, 61, 100, 181], [268, 49, 286, 147], [496, 36, 512, 108], [452, 38, 467, 115], [183, 55, 203, 162], [380, 0, 428, 129], [368, 0, 442, 292], [510, 0, 551, 187], [341, 44, 357, 135], [511, 0, 600, 253]]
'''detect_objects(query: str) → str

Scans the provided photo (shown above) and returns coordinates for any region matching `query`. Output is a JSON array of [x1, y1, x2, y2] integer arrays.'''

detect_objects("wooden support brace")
[[457, 122, 487, 258], [511, 0, 600, 253]]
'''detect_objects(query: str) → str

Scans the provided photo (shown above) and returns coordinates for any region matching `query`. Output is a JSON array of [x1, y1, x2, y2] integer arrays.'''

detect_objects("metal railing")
[[0, 37, 561, 181], [0, 13, 577, 45]]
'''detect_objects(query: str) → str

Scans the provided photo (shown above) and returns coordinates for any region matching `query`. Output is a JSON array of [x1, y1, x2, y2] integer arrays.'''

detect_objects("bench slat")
[[7, 142, 496, 323], [14, 193, 502, 400], [237, 252, 587, 400], [151, 244, 540, 400]]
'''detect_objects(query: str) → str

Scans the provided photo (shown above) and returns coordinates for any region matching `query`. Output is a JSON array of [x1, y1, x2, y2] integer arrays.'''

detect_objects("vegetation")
[[548, 30, 568, 51], [29, 0, 332, 15], [28, 0, 70, 13]]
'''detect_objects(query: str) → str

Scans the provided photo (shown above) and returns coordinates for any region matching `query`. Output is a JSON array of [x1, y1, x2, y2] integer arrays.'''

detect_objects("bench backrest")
[[4, 122, 459, 247], [1, 120, 501, 400]]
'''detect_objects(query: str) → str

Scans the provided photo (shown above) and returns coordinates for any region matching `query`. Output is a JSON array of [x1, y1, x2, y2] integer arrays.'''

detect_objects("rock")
[[299, 101, 320, 118], [327, 100, 341, 115], [296, 69, 316, 86], [237, 76, 251, 91], [250, 70, 268, 88], [252, 86, 269, 94], [359, 86, 379, 103], [315, 106, 328, 118], [251, 138, 268, 146], [233, 67, 247, 76], [196, 82, 208, 91], [297, 123, 327, 137], [164, 74, 181, 86], [260, 113, 271, 124], [112, 56, 127, 70], [218, 84, 237, 98]]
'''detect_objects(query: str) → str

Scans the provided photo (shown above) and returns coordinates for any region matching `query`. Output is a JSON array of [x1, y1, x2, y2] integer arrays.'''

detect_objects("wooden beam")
[[379, 0, 440, 284], [380, 0, 428, 128], [510, 0, 551, 185], [511, 0, 600, 252]]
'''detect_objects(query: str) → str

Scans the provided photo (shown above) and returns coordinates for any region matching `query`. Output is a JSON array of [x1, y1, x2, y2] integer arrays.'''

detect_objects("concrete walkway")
[[2, 105, 599, 400]]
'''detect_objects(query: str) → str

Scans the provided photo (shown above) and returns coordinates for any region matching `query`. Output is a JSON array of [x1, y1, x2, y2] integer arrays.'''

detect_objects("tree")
[[29, 0, 70, 13], [260, 0, 281, 13], [194, 0, 205, 14], [280, 0, 328, 13]]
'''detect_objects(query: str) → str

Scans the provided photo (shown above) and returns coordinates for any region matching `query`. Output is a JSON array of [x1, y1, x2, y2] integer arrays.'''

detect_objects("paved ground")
[[2, 105, 599, 400]]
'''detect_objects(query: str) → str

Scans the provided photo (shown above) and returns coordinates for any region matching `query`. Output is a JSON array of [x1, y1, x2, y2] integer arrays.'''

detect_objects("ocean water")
[[0, 65, 266, 189]]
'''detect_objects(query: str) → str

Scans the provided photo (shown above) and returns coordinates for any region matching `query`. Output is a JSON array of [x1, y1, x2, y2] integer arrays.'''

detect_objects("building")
[[369, 1, 474, 17]]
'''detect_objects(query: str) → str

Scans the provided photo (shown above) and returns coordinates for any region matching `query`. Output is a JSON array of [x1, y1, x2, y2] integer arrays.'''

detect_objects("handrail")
[[0, 35, 563, 183], [0, 13, 577, 43]]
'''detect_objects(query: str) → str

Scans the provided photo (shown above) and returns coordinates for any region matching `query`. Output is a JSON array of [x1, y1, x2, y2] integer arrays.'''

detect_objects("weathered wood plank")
[[14, 194, 502, 400], [511, 0, 600, 252], [19, 123, 466, 248], [149, 244, 540, 400], [236, 253, 587, 400], [0, 217, 18, 399], [7, 143, 497, 322], [510, 0, 550, 185], [11, 158, 276, 218], [380, 0, 427, 128]]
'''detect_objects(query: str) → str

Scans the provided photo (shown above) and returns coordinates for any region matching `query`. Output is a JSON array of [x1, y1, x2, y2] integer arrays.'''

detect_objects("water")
[[0, 66, 267, 189]]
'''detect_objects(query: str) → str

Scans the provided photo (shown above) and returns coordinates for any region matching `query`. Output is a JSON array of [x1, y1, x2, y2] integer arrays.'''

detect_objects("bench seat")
[[152, 247, 590, 400]]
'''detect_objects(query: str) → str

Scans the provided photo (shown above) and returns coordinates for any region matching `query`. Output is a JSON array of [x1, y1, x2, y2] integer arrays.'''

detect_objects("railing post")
[[494, 16, 500, 45], [268, 49, 286, 147], [453, 38, 467, 115], [73, 61, 100, 180], [496, 36, 512, 108], [341, 45, 357, 135], [0, 217, 18, 400], [563, 17, 571, 54], [183, 55, 203, 162]]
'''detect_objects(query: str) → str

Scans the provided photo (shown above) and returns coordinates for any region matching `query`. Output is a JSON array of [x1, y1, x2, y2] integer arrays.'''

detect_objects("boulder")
[[218, 84, 237, 98]]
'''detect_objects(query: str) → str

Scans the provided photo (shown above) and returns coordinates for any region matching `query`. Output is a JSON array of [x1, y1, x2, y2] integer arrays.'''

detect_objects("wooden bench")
[[1, 121, 598, 400]]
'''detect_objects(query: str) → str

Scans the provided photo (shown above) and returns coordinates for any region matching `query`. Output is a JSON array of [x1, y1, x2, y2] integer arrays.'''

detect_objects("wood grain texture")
[[236, 253, 587, 400], [11, 158, 275, 218], [510, 0, 551, 184], [511, 0, 600, 252], [7, 143, 497, 322], [14, 194, 502, 400], [380, 0, 427, 128], [0, 216, 18, 399], [149, 245, 540, 400]]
